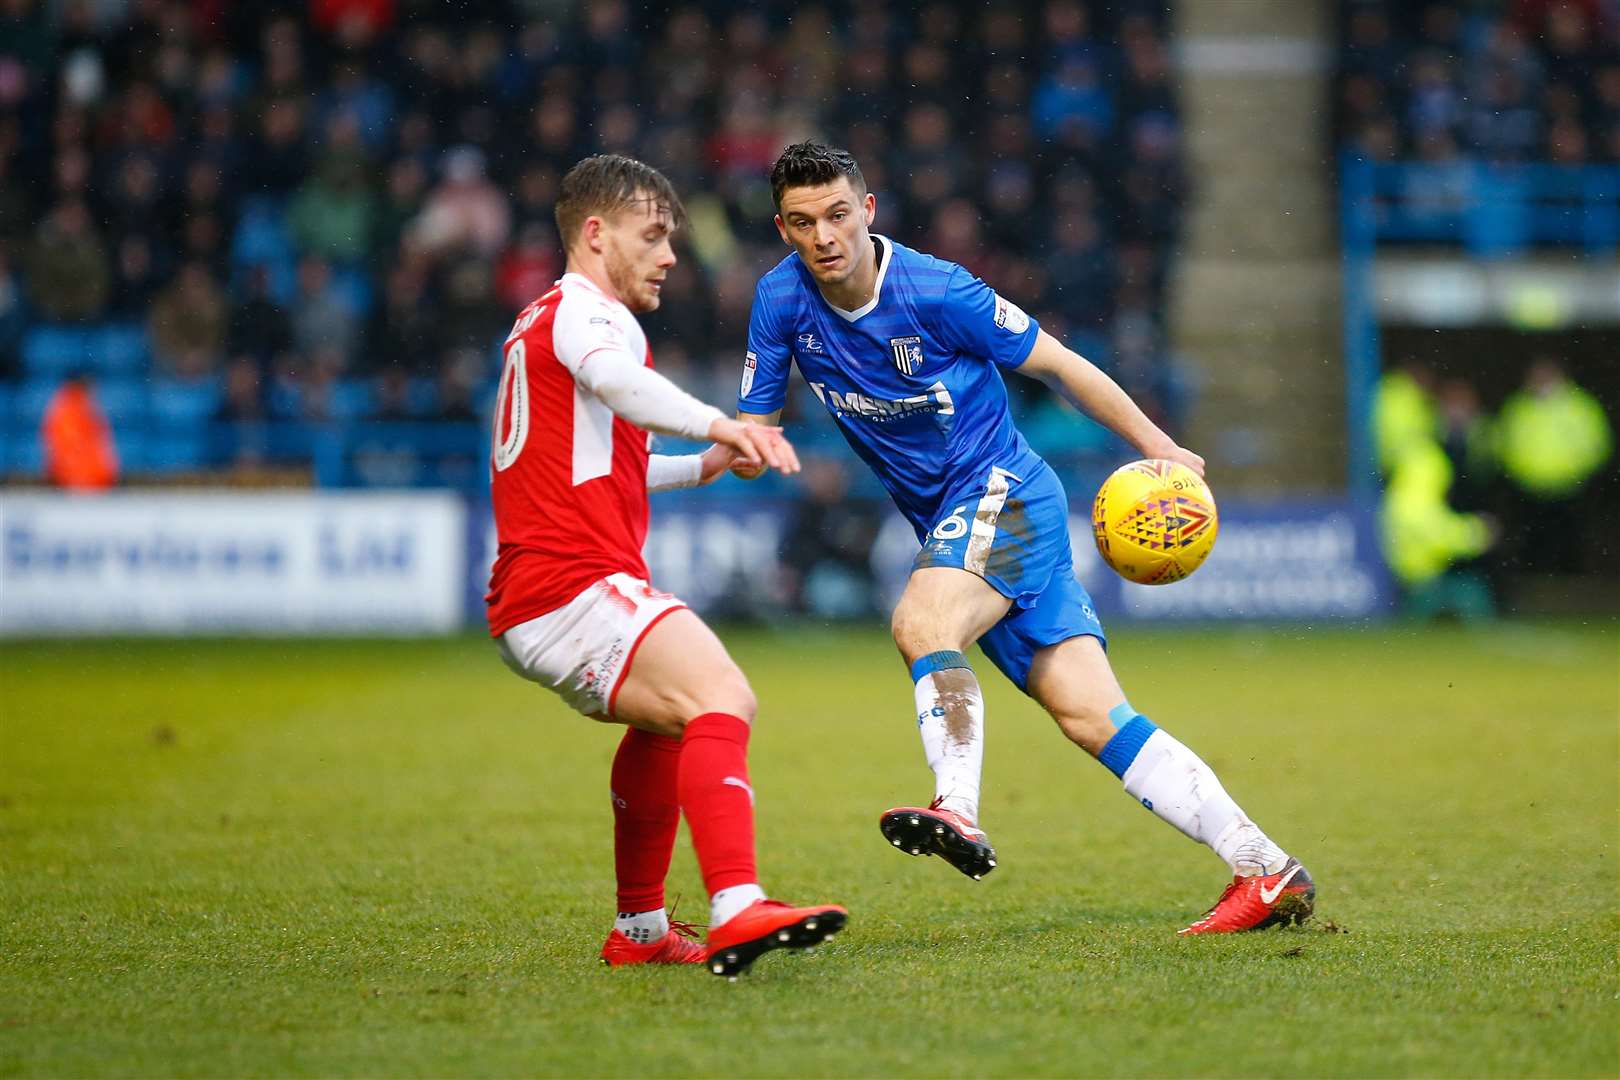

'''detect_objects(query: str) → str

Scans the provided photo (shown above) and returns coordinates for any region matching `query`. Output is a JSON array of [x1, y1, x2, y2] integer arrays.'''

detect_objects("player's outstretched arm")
[[646, 418, 798, 492], [1018, 329, 1205, 476], [573, 346, 726, 441], [572, 347, 798, 488], [729, 410, 785, 479]]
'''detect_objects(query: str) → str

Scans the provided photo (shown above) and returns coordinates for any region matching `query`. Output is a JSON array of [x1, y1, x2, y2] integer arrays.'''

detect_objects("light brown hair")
[[554, 154, 687, 249]]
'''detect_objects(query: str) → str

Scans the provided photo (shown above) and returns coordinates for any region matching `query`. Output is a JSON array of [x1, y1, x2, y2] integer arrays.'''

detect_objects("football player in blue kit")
[[734, 142, 1314, 934]]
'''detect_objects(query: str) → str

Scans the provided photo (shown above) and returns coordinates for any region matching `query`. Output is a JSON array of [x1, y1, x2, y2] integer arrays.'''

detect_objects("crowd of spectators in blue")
[[1337, 0, 1620, 167], [0, 0, 1186, 484]]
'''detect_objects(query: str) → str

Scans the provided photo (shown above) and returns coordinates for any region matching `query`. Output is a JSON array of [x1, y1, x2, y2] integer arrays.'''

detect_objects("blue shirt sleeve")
[[738, 279, 793, 413], [935, 267, 1040, 369]]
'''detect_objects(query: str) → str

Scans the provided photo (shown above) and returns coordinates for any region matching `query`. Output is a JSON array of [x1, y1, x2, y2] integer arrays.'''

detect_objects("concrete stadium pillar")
[[1171, 0, 1345, 493]]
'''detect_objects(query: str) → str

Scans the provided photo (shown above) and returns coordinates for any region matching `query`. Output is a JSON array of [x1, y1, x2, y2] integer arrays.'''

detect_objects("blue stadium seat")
[[23, 323, 154, 378], [96, 323, 151, 373], [231, 200, 297, 303], [0, 381, 15, 472], [330, 265, 374, 317], [7, 377, 148, 471], [143, 376, 222, 473], [113, 427, 153, 472], [8, 438, 42, 475], [268, 378, 304, 419], [5, 380, 211, 475], [21, 325, 95, 377], [9, 379, 74, 474], [406, 376, 439, 415], [14, 377, 58, 427], [262, 378, 372, 421], [148, 376, 223, 424], [144, 431, 207, 473], [329, 378, 374, 420], [94, 377, 150, 425], [231, 201, 294, 266]]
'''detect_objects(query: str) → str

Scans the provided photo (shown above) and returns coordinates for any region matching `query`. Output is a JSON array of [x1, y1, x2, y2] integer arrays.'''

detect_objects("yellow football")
[[1091, 460, 1219, 585]]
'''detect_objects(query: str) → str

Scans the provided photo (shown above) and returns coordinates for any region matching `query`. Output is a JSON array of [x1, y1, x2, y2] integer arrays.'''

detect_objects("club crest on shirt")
[[889, 335, 924, 376], [797, 332, 824, 353]]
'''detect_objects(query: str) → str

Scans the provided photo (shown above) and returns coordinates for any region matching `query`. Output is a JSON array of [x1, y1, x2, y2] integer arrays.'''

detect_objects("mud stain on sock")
[[931, 667, 979, 748]]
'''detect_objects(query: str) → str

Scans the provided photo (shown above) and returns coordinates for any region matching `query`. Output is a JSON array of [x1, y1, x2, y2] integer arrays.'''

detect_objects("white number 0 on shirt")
[[492, 338, 530, 472]]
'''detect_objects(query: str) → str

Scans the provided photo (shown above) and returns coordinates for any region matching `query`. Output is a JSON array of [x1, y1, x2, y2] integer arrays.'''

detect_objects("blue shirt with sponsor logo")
[[740, 236, 1044, 537]]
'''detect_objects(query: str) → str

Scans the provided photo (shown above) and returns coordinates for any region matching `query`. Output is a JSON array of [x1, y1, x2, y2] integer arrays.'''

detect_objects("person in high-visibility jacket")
[[1380, 438, 1495, 618], [1373, 363, 1439, 475], [1497, 358, 1612, 574], [1497, 359, 1610, 498], [40, 372, 119, 490]]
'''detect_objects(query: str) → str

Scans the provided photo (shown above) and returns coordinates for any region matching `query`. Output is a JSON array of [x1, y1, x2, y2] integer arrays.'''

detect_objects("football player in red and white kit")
[[487, 154, 846, 978]]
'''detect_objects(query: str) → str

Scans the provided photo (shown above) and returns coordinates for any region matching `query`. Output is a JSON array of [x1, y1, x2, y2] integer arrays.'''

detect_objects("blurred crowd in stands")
[[1337, 0, 1620, 165], [1336, 1, 1619, 611], [0, 0, 1188, 490]]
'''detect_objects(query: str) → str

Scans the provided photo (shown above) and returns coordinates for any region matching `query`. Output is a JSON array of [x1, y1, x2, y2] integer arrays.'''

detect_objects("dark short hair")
[[770, 141, 866, 208], [555, 154, 686, 248]]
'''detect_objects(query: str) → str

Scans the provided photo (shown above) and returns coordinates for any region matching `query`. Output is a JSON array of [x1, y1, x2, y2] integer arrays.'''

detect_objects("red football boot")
[[879, 798, 997, 880], [1178, 857, 1316, 935], [704, 899, 848, 979], [599, 916, 707, 966]]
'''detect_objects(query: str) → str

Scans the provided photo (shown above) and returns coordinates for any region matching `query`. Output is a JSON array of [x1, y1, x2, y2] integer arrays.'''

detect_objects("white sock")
[[710, 883, 765, 928], [914, 666, 985, 823], [614, 908, 669, 943], [1119, 728, 1287, 876]]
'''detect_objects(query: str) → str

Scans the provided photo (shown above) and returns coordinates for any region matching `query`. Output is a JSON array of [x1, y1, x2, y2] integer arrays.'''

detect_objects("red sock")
[[609, 727, 682, 914], [677, 712, 758, 895]]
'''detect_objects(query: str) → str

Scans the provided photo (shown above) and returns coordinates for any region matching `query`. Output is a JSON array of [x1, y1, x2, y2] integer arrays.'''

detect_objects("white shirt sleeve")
[[553, 291, 723, 440], [575, 353, 722, 440], [646, 453, 705, 492]]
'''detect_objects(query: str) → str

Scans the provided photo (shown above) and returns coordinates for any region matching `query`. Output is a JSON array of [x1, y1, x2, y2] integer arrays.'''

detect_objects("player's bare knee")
[[890, 606, 944, 662], [888, 606, 912, 652], [721, 676, 758, 724], [690, 666, 756, 724], [1052, 706, 1113, 755]]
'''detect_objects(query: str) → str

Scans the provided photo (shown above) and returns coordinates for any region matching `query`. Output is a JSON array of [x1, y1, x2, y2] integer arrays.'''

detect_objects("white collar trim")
[[561, 272, 620, 306], [822, 235, 891, 323]]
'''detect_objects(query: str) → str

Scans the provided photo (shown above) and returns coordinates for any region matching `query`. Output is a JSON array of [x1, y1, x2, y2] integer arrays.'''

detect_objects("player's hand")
[[696, 442, 738, 485], [729, 457, 768, 480], [707, 417, 801, 476], [1144, 440, 1205, 478]]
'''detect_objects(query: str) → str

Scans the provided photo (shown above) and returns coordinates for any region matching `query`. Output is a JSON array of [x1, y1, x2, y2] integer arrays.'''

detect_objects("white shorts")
[[496, 573, 688, 717]]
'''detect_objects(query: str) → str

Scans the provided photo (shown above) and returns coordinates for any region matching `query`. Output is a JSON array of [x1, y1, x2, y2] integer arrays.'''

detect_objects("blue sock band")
[[909, 650, 970, 683], [1107, 701, 1137, 729], [1098, 715, 1158, 779]]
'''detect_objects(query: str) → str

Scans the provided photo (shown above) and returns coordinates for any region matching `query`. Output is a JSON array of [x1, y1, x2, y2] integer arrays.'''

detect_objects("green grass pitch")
[[2, 622, 1616, 1077]]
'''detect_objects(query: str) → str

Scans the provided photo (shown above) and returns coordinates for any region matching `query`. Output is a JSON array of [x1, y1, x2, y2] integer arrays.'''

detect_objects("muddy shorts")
[[912, 459, 1106, 691], [496, 573, 687, 717]]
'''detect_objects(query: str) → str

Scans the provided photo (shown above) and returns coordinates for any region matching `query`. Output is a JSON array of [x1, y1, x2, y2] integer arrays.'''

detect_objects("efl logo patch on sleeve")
[[993, 294, 1030, 334], [740, 351, 758, 397]]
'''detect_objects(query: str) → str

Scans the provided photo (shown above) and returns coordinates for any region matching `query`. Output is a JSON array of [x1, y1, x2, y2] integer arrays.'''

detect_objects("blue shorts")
[[912, 461, 1106, 691]]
